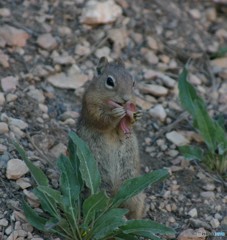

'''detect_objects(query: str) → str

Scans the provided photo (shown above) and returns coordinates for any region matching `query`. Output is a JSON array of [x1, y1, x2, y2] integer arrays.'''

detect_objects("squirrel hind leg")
[[121, 192, 146, 219]]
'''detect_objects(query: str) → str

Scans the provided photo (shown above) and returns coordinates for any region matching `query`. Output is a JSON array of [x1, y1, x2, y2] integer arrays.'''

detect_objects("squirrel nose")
[[122, 95, 131, 103]]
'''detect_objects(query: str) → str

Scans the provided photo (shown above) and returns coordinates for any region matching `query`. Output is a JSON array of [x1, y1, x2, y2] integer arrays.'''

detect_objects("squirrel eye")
[[105, 76, 115, 89]]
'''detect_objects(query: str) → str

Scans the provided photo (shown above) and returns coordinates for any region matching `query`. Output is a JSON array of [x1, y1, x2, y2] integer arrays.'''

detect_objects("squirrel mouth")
[[108, 100, 136, 134]]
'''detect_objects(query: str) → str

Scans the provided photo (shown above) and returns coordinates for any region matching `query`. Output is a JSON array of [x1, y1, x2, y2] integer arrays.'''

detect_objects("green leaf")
[[112, 169, 168, 207], [14, 142, 48, 186], [83, 191, 109, 226], [57, 154, 81, 206], [178, 67, 204, 117], [120, 219, 175, 236], [115, 233, 138, 240], [33, 188, 60, 218], [22, 199, 47, 231], [67, 136, 83, 187], [69, 131, 101, 194], [192, 100, 216, 152], [37, 186, 63, 206], [92, 208, 127, 239], [179, 145, 203, 161]]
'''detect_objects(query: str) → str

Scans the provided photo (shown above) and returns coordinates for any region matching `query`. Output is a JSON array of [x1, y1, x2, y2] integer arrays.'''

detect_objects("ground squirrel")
[[77, 57, 145, 219]]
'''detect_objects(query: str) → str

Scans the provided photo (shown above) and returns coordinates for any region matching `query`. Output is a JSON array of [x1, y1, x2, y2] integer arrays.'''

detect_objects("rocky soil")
[[0, 0, 227, 239]]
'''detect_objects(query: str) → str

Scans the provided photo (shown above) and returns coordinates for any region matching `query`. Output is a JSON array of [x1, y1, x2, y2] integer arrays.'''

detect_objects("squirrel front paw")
[[132, 111, 142, 123], [111, 107, 126, 119]]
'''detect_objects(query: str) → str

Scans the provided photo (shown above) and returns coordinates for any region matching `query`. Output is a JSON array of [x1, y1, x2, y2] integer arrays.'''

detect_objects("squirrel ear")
[[115, 58, 125, 67], [97, 57, 108, 75]]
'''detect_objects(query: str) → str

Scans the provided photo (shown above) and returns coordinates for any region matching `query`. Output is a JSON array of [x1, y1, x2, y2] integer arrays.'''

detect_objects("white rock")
[[0, 8, 11, 17], [144, 51, 159, 64], [139, 83, 168, 97], [23, 189, 39, 208], [0, 218, 8, 226], [0, 143, 7, 153], [0, 92, 5, 106], [6, 159, 29, 180], [166, 131, 190, 146], [188, 208, 198, 218], [37, 33, 57, 50], [50, 143, 67, 158], [16, 177, 32, 189], [189, 9, 201, 19], [202, 183, 215, 191], [27, 88, 45, 103], [95, 46, 111, 58], [9, 117, 28, 130], [1, 76, 18, 93], [10, 125, 25, 139], [200, 191, 215, 199], [81, 0, 122, 25], [0, 122, 9, 133], [147, 36, 158, 50], [210, 218, 220, 228], [47, 72, 88, 90], [149, 104, 167, 122], [6, 93, 17, 102]]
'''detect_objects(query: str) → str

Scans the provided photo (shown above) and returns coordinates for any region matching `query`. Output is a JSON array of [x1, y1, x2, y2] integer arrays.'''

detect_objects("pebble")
[[202, 183, 215, 191], [27, 88, 45, 103], [210, 218, 220, 228], [139, 83, 168, 97], [23, 190, 39, 208], [6, 159, 29, 180], [9, 117, 28, 130], [188, 208, 198, 218], [177, 228, 206, 240], [50, 143, 67, 158], [37, 33, 57, 50], [205, 8, 217, 22], [0, 50, 9, 68], [211, 57, 227, 69], [0, 92, 5, 106], [0, 25, 29, 47], [95, 46, 111, 58], [80, 0, 122, 25], [222, 216, 227, 226], [166, 131, 190, 146], [60, 111, 79, 121], [10, 125, 25, 138], [0, 122, 9, 134], [189, 9, 201, 19], [146, 36, 158, 50], [6, 93, 17, 102], [135, 96, 153, 110], [149, 104, 167, 122], [16, 177, 32, 189], [200, 191, 215, 199], [189, 218, 211, 230], [38, 103, 48, 113], [0, 8, 11, 17], [1, 76, 18, 93], [144, 50, 159, 64], [0, 218, 8, 226], [0, 143, 7, 153]]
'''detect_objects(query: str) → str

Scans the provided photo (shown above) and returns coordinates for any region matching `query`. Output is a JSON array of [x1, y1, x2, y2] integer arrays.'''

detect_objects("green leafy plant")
[[15, 131, 174, 240], [178, 67, 227, 177]]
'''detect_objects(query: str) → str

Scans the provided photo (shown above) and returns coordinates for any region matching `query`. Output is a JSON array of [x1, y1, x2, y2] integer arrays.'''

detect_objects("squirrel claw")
[[111, 107, 126, 119], [132, 111, 142, 122]]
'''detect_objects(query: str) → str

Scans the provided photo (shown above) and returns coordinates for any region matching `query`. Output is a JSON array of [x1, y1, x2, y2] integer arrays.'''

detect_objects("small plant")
[[15, 132, 174, 240], [178, 67, 227, 177]]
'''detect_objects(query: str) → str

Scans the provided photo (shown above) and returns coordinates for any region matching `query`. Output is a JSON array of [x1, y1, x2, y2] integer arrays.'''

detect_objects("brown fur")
[[77, 57, 145, 219]]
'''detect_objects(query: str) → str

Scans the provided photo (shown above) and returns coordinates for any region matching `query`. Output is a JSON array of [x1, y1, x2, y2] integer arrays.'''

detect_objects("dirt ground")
[[0, 0, 227, 239]]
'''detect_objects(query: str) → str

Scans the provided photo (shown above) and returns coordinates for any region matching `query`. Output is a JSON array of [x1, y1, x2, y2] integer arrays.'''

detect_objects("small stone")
[[52, 54, 75, 65], [60, 111, 79, 121], [0, 218, 8, 226], [211, 57, 227, 69], [0, 92, 5, 106], [23, 189, 40, 208], [0, 25, 29, 47], [6, 159, 29, 180], [139, 83, 168, 97], [189, 9, 201, 19], [10, 125, 25, 138], [149, 104, 167, 122], [144, 51, 159, 64], [166, 131, 190, 146], [214, 213, 222, 220], [38, 103, 48, 113], [0, 143, 7, 153], [16, 177, 32, 189], [37, 33, 57, 50], [27, 88, 45, 103], [81, 0, 122, 25], [47, 72, 89, 90], [9, 117, 28, 130], [206, 8, 217, 21], [50, 143, 67, 158], [189, 219, 211, 230], [0, 50, 9, 68], [0, 122, 9, 134], [189, 74, 202, 85], [200, 191, 215, 199], [210, 218, 220, 228], [178, 228, 206, 240], [168, 216, 176, 223], [222, 216, 227, 226], [188, 208, 198, 218], [0, 8, 11, 17], [95, 46, 111, 58], [1, 76, 18, 93], [147, 36, 158, 50], [135, 96, 153, 110], [202, 183, 215, 191], [6, 93, 17, 102]]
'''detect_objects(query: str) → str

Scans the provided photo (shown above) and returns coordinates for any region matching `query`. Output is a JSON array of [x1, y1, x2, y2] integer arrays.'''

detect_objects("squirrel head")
[[82, 57, 137, 133], [93, 56, 135, 105]]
